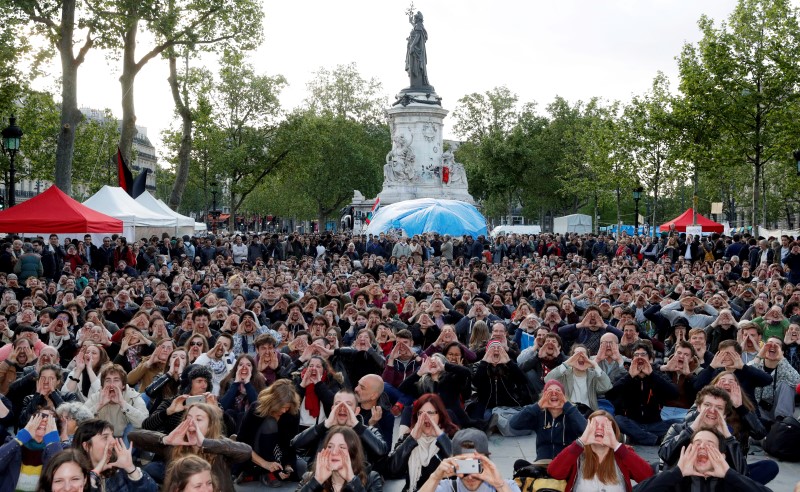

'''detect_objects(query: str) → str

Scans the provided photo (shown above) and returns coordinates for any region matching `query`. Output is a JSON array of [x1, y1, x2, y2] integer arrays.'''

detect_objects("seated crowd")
[[0, 229, 797, 492]]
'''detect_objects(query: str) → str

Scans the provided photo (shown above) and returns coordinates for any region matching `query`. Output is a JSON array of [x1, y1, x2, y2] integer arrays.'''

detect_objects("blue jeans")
[[660, 406, 689, 422], [614, 415, 676, 446], [597, 399, 615, 416], [748, 460, 779, 485], [383, 382, 414, 407]]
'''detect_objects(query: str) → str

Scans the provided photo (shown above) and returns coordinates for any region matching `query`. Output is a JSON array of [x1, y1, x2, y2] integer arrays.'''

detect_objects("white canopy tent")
[[83, 186, 177, 242], [154, 199, 208, 233], [135, 191, 195, 237]]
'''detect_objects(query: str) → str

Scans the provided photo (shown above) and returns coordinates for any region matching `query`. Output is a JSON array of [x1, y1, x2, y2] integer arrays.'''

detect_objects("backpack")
[[513, 462, 567, 492], [763, 415, 800, 461]]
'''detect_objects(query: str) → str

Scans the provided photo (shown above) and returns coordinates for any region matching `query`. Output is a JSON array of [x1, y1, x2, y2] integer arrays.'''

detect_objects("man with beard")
[[606, 341, 680, 445], [290, 389, 388, 464], [354, 374, 394, 446], [540, 303, 565, 333], [634, 428, 771, 492], [558, 306, 622, 356], [519, 333, 565, 398]]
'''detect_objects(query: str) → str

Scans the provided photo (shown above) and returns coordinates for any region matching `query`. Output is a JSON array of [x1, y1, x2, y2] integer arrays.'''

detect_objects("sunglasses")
[[189, 341, 204, 347]]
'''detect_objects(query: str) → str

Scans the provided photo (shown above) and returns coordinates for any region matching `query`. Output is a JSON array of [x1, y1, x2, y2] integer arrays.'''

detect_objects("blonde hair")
[[170, 403, 224, 464], [255, 379, 300, 418]]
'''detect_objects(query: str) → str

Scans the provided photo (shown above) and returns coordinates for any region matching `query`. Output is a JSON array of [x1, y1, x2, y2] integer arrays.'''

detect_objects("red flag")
[[116, 147, 133, 194], [442, 166, 450, 184]]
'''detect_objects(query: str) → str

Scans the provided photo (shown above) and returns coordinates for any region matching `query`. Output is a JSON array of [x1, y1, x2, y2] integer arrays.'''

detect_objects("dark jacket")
[[129, 429, 251, 492], [606, 370, 679, 424], [0, 433, 67, 492], [473, 360, 532, 411], [290, 421, 388, 464], [632, 466, 771, 492], [299, 471, 384, 492], [509, 401, 587, 460], [388, 433, 452, 492], [331, 347, 384, 389], [18, 391, 79, 427], [658, 421, 747, 474]]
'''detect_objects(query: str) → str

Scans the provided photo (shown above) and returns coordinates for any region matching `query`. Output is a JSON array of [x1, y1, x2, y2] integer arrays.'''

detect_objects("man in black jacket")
[[606, 341, 680, 445]]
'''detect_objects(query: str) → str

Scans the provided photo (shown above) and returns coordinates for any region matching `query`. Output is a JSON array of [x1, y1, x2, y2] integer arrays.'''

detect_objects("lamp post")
[[633, 185, 644, 234], [793, 149, 800, 176], [210, 181, 218, 233], [1, 115, 23, 207]]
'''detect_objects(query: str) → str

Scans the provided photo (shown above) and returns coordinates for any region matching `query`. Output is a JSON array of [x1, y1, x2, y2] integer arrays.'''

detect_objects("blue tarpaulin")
[[364, 198, 487, 238]]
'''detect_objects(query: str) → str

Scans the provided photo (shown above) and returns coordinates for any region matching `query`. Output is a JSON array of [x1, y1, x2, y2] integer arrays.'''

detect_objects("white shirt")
[[570, 373, 590, 406]]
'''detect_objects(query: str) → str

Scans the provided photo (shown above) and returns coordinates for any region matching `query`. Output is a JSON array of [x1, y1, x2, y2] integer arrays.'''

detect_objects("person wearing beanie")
[[509, 378, 587, 460]]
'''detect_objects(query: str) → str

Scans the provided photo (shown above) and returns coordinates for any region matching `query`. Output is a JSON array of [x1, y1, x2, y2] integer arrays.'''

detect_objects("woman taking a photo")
[[300, 426, 383, 492], [548, 410, 653, 492], [389, 393, 458, 492]]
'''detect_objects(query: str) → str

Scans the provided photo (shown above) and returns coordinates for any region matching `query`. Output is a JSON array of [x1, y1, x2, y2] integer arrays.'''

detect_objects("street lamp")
[[1, 115, 23, 208], [632, 185, 644, 233], [210, 181, 218, 232]]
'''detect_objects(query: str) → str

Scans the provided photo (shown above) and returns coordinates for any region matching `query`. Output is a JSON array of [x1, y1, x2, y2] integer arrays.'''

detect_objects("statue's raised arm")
[[405, 11, 430, 90]]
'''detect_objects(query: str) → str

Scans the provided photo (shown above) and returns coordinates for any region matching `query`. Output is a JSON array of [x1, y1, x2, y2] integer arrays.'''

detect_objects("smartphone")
[[455, 459, 482, 475], [185, 395, 206, 405]]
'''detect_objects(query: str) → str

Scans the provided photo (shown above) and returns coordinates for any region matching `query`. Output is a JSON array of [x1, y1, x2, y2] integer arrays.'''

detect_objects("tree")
[[677, 0, 800, 227], [304, 63, 387, 124], [12, 0, 103, 194], [94, 0, 263, 183], [619, 73, 685, 226], [270, 112, 386, 227]]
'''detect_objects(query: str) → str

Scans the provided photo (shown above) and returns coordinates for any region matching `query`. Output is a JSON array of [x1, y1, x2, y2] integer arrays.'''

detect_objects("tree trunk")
[[167, 54, 193, 210], [54, 0, 83, 195], [118, 18, 140, 166]]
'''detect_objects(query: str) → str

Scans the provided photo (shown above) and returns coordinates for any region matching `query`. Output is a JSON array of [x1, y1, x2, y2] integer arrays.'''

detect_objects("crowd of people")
[[0, 228, 797, 492]]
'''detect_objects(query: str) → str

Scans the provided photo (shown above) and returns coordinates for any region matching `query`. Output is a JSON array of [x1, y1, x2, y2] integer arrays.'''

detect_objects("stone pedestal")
[[377, 90, 473, 205]]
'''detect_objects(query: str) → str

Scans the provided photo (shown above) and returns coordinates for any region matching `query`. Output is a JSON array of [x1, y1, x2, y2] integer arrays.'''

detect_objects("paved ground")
[[236, 417, 800, 492]]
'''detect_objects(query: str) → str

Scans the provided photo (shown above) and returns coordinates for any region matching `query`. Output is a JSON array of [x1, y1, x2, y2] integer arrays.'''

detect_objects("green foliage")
[[677, 0, 800, 226], [264, 112, 386, 224], [303, 63, 387, 124]]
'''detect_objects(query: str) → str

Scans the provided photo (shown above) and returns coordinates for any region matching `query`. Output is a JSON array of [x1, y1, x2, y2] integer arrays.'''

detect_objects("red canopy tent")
[[0, 186, 122, 233], [659, 208, 724, 234]]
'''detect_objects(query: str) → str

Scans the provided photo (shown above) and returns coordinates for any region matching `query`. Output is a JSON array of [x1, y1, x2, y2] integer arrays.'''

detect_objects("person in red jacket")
[[548, 410, 653, 492]]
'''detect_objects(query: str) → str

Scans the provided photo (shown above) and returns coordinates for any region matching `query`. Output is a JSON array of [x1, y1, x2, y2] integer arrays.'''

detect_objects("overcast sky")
[[59, 0, 741, 161]]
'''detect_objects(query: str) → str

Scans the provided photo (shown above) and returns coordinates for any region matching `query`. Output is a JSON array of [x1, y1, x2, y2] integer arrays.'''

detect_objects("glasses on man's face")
[[633, 352, 649, 358]]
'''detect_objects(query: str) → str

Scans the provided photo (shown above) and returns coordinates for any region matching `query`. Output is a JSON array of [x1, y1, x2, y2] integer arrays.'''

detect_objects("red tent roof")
[[659, 208, 724, 233], [0, 186, 123, 233]]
